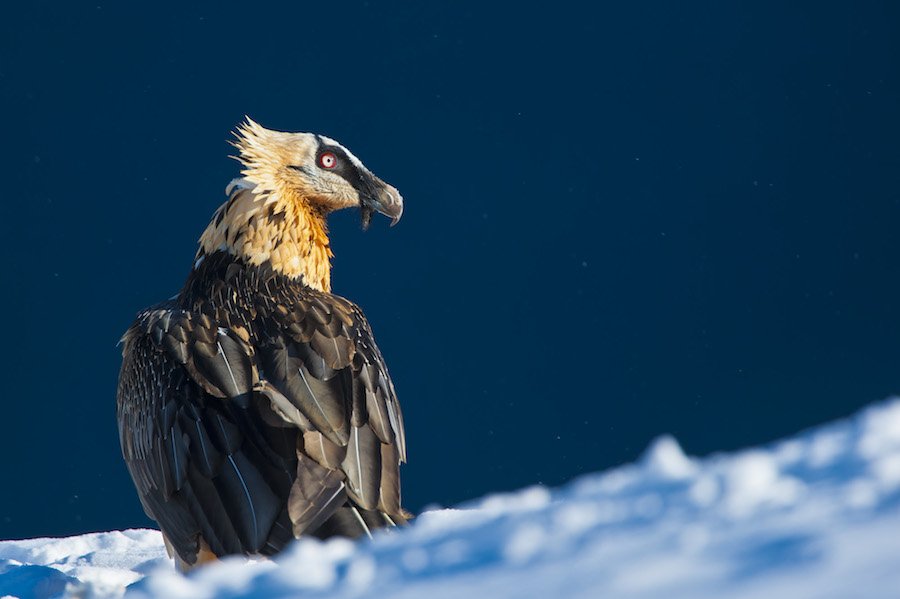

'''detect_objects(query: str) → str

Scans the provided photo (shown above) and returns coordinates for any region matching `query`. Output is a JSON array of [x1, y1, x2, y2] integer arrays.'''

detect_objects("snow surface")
[[5, 399, 900, 599]]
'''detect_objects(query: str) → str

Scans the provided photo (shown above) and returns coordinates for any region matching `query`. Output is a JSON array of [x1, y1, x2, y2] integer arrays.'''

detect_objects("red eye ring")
[[319, 152, 337, 169]]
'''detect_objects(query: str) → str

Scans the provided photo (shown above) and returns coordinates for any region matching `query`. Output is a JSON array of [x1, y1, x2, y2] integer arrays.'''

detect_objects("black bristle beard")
[[360, 205, 374, 230]]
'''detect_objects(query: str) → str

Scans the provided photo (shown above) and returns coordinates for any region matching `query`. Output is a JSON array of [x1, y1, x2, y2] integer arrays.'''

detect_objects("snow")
[[0, 530, 167, 599], [5, 399, 900, 599]]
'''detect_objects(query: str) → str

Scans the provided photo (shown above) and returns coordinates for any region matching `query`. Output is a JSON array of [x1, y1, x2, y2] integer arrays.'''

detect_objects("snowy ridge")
[[4, 399, 900, 598]]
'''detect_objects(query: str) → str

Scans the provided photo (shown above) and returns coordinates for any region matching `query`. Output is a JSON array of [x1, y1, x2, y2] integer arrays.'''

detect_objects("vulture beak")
[[359, 174, 404, 230]]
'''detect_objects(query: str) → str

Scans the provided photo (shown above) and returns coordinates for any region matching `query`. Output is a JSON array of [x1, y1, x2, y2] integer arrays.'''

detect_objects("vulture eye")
[[319, 152, 337, 169]]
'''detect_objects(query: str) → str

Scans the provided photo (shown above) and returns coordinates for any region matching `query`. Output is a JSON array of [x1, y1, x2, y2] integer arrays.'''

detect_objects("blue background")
[[2, 1, 899, 539]]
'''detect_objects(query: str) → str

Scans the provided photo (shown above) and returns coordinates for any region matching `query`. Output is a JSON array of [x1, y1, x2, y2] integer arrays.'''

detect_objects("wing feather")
[[288, 452, 347, 536], [378, 440, 402, 516], [341, 425, 381, 511], [257, 341, 350, 444]]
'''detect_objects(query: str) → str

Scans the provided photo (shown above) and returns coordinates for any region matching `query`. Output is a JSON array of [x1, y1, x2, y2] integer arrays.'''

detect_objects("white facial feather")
[[318, 135, 366, 170]]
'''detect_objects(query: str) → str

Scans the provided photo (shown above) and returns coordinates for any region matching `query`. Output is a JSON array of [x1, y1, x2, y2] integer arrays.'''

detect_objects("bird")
[[116, 118, 408, 571]]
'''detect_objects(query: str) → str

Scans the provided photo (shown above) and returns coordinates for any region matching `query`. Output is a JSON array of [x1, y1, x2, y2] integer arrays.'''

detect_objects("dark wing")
[[117, 291, 406, 565], [117, 306, 298, 566], [253, 289, 407, 536]]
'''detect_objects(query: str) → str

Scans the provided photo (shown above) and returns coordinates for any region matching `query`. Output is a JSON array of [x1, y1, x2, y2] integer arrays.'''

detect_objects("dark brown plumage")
[[117, 119, 407, 569]]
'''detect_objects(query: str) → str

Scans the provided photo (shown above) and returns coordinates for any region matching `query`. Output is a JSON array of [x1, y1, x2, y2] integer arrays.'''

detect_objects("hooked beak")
[[359, 175, 403, 230]]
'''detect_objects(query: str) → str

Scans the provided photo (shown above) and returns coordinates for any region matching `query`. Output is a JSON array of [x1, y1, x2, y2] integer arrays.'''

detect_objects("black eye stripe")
[[315, 143, 370, 190], [309, 137, 381, 198]]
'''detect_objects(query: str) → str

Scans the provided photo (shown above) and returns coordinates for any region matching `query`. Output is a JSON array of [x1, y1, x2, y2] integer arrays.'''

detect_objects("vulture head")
[[197, 118, 403, 291], [232, 118, 403, 228]]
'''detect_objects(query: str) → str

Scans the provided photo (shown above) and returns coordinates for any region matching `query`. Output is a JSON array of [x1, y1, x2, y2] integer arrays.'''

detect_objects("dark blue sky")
[[2, 1, 899, 539]]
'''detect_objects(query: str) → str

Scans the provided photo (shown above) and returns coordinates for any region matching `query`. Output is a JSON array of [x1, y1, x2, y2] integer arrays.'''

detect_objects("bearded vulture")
[[117, 118, 407, 570]]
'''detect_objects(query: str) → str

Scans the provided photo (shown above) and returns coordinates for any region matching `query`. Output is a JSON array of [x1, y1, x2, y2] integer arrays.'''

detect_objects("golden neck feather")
[[198, 185, 334, 292]]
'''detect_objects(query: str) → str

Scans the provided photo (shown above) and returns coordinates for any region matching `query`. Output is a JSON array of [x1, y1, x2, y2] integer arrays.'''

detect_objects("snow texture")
[[4, 398, 900, 599]]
